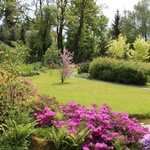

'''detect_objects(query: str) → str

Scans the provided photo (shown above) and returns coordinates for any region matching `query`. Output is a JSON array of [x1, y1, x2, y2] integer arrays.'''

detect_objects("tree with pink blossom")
[[60, 48, 74, 83]]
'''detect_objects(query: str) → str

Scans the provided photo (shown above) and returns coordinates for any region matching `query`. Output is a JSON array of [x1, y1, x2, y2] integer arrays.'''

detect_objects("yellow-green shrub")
[[107, 35, 130, 59], [0, 68, 38, 124], [129, 36, 150, 61]]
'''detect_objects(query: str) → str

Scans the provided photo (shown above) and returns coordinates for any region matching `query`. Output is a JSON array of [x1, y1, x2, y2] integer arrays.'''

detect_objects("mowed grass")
[[29, 70, 150, 115]]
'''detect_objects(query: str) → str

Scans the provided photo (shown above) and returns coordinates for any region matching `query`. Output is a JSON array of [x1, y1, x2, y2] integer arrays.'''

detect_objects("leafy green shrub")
[[0, 42, 30, 64], [47, 126, 89, 150], [89, 57, 150, 85], [77, 62, 90, 74], [21, 64, 40, 76], [44, 43, 61, 67]]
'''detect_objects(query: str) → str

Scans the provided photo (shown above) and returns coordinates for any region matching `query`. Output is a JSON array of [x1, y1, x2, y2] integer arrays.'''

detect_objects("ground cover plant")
[[29, 70, 150, 116]]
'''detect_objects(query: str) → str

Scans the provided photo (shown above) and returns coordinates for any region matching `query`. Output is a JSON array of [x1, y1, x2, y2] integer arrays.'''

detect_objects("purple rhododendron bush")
[[36, 102, 149, 150]]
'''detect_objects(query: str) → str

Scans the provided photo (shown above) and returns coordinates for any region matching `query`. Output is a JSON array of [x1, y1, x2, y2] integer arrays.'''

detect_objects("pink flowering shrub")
[[36, 102, 149, 149], [36, 106, 56, 126], [60, 48, 74, 83]]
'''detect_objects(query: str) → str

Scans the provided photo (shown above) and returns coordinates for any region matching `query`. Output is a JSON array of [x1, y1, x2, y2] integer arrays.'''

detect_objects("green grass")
[[29, 70, 150, 115]]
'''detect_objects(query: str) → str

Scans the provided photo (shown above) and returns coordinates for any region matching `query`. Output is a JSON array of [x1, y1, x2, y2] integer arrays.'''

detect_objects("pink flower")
[[95, 142, 107, 148], [83, 147, 89, 150], [69, 129, 77, 134]]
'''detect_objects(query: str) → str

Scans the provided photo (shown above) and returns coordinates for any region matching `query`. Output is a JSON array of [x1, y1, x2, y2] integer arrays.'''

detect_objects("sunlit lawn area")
[[29, 70, 150, 115]]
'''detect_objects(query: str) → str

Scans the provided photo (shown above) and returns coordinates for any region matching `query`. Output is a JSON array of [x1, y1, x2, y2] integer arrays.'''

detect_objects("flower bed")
[[36, 102, 150, 150]]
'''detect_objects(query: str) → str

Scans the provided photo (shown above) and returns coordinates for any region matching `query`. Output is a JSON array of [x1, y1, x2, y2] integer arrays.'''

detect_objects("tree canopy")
[[0, 0, 149, 63]]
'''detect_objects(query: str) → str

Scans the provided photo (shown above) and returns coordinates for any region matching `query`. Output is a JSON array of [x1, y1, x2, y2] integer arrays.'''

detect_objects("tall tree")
[[56, 0, 69, 52], [0, 0, 31, 44], [111, 9, 121, 39], [121, 0, 150, 42], [66, 0, 101, 63], [26, 6, 57, 60]]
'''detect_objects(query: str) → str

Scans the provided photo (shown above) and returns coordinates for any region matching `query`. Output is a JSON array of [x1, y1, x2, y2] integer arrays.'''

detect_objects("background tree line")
[[0, 0, 150, 64]]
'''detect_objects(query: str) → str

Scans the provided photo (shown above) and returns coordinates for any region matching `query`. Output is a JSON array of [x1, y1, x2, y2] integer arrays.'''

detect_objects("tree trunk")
[[74, 0, 85, 63], [57, 0, 68, 53]]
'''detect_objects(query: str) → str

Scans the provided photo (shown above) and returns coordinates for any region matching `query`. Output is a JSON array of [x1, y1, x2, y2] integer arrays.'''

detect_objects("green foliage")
[[11, 41, 31, 63], [0, 119, 36, 150], [111, 10, 121, 39], [78, 62, 90, 74], [89, 57, 150, 85], [121, 0, 150, 42], [66, 0, 103, 63], [129, 36, 150, 61], [21, 63, 40, 77], [107, 35, 130, 59], [8, 106, 33, 125], [26, 6, 57, 59], [44, 43, 61, 66], [35, 127, 54, 139], [26, 31, 41, 58], [48, 125, 90, 150], [0, 42, 31, 76]]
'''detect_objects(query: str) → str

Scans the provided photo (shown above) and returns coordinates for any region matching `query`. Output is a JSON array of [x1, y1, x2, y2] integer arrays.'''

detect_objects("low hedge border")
[[89, 57, 150, 85]]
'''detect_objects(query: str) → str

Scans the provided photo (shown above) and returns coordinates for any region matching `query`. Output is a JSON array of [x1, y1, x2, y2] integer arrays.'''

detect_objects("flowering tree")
[[60, 48, 74, 83]]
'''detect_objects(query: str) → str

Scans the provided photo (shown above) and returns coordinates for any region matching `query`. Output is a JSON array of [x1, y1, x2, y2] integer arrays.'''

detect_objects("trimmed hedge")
[[89, 57, 150, 85]]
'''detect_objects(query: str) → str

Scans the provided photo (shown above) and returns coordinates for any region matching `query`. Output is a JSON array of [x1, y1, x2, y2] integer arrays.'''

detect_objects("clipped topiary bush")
[[89, 57, 150, 85]]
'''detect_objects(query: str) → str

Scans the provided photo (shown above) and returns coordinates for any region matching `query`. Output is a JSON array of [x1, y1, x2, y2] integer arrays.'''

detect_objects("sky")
[[98, 0, 140, 26]]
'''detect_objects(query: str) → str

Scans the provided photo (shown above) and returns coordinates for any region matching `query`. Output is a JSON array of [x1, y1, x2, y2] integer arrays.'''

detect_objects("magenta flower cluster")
[[36, 102, 149, 149], [36, 106, 56, 126]]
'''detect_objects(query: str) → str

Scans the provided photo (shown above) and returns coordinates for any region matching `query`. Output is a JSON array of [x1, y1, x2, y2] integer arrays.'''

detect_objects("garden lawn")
[[29, 70, 150, 115]]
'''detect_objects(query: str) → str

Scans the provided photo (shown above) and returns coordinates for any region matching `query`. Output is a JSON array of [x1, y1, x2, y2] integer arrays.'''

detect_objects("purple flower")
[[69, 129, 77, 134], [90, 102, 98, 108], [83, 146, 89, 150], [95, 142, 107, 148], [141, 134, 150, 150], [36, 106, 56, 126], [35, 102, 149, 149]]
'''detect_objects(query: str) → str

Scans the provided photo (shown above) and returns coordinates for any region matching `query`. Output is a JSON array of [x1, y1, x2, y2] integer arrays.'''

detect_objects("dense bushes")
[[89, 57, 150, 85], [78, 62, 90, 74]]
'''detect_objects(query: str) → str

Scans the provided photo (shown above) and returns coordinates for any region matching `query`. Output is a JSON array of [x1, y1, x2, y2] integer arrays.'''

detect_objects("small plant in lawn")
[[60, 48, 74, 83]]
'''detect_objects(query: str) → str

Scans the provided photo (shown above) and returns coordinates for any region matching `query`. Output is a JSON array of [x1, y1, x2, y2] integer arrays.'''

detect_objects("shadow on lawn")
[[52, 82, 72, 86]]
